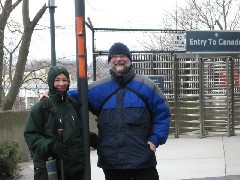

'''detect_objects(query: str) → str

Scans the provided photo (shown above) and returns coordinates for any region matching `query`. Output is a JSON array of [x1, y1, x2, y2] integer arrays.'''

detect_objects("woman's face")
[[54, 73, 69, 94]]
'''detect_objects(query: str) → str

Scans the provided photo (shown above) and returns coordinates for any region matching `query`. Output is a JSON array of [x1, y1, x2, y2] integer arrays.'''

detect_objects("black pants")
[[34, 167, 83, 180], [61, 170, 83, 180], [34, 167, 48, 180], [103, 167, 159, 180]]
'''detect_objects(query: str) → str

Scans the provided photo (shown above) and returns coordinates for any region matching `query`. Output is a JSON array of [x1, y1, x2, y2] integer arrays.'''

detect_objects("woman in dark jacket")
[[24, 66, 85, 180]]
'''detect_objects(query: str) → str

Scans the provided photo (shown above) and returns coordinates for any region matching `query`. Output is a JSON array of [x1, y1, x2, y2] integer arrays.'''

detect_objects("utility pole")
[[175, 0, 178, 30], [48, 0, 57, 66], [74, 0, 91, 180]]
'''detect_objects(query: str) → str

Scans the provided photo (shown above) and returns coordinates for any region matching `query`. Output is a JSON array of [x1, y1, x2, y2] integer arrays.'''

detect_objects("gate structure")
[[174, 54, 240, 138], [92, 53, 240, 138], [86, 24, 240, 138]]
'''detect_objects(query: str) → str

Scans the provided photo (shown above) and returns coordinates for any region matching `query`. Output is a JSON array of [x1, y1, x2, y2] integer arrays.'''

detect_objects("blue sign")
[[186, 31, 240, 53]]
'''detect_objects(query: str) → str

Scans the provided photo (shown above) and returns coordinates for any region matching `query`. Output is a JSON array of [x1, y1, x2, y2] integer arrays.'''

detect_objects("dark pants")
[[103, 167, 159, 180], [34, 168, 48, 180], [61, 169, 83, 180], [34, 167, 83, 180]]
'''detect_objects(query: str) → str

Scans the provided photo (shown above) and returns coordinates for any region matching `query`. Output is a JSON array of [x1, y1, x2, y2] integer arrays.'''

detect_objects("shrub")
[[0, 141, 20, 179]]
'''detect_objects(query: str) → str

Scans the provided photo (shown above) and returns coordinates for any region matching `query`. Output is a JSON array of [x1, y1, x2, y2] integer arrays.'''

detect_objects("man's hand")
[[89, 132, 98, 149], [39, 91, 49, 100], [147, 141, 156, 152]]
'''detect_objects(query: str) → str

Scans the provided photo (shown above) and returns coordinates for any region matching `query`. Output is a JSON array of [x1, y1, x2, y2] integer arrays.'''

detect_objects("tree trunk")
[[0, 0, 22, 108], [2, 0, 47, 110]]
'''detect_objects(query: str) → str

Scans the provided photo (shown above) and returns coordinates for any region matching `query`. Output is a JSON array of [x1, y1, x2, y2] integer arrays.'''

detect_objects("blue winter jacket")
[[68, 67, 171, 169]]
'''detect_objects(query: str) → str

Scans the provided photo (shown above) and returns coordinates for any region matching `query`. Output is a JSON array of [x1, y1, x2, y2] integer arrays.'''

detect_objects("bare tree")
[[141, 32, 176, 51], [165, 0, 240, 30], [0, 0, 47, 110], [0, 0, 22, 108]]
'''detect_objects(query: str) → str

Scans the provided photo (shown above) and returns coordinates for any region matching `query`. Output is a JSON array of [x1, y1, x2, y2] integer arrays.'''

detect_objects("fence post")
[[199, 57, 205, 138], [226, 57, 235, 136], [173, 54, 179, 138]]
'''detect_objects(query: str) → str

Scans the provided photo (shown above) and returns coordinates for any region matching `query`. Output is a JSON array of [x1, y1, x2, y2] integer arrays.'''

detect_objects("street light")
[[48, 0, 57, 66]]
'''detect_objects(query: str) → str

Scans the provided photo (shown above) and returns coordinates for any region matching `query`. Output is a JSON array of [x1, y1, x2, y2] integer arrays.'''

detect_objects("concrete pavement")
[[17, 135, 240, 180]]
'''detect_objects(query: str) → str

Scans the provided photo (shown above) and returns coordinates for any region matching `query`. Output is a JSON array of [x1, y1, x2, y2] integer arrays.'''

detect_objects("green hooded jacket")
[[24, 66, 85, 174]]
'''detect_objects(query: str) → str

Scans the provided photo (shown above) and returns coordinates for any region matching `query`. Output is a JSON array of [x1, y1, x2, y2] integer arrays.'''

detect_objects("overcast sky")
[[22, 0, 186, 63]]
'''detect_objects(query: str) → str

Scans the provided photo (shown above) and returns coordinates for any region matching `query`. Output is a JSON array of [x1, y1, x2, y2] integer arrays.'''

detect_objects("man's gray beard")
[[115, 66, 125, 73], [110, 61, 131, 74], [113, 64, 130, 74]]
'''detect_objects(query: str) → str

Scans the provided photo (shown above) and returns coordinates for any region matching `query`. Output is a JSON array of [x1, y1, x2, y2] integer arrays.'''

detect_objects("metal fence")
[[94, 53, 240, 138]]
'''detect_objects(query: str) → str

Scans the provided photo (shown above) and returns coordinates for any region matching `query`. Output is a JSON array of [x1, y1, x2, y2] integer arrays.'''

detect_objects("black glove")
[[49, 141, 70, 159], [89, 132, 98, 149]]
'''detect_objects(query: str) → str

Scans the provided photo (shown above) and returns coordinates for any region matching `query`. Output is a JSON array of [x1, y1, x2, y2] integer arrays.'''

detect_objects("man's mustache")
[[115, 61, 125, 65]]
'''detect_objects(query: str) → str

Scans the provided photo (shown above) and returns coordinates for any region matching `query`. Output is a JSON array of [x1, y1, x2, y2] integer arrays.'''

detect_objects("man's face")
[[109, 54, 131, 75]]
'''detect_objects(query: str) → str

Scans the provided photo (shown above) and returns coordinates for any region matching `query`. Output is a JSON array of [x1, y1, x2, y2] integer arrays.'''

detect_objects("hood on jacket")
[[47, 66, 70, 96]]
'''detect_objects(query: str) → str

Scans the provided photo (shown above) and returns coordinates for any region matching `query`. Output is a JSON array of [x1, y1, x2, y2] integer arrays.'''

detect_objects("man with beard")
[[68, 42, 171, 180]]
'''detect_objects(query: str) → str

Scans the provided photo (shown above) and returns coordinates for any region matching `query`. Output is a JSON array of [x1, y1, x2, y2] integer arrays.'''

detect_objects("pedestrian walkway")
[[17, 135, 240, 180]]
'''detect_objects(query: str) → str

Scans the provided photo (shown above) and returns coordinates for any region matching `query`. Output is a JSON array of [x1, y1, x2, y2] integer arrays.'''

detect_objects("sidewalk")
[[17, 135, 240, 180]]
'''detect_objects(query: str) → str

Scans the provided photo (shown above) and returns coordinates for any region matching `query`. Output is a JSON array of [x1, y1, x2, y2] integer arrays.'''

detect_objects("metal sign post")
[[74, 0, 91, 180]]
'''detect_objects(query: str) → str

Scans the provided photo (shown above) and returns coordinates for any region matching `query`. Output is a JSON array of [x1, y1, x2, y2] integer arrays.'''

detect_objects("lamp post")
[[48, 0, 57, 66]]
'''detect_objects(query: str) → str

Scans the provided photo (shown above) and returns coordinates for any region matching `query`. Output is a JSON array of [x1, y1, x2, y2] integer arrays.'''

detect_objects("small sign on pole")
[[173, 33, 185, 51]]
